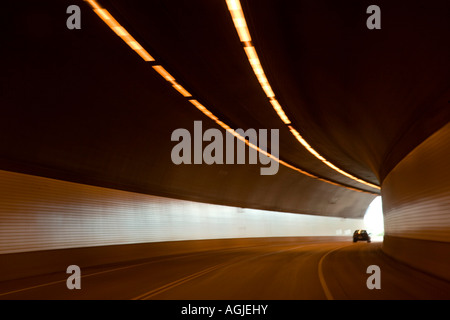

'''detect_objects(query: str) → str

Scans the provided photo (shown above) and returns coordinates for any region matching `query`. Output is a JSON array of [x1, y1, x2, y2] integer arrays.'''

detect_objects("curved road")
[[1, 241, 449, 300]]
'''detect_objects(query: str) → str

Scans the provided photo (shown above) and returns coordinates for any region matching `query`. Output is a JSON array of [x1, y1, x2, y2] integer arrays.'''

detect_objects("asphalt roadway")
[[1, 240, 449, 300]]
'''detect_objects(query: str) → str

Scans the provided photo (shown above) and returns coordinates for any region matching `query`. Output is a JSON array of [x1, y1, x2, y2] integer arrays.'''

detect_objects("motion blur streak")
[[225, 0, 380, 191]]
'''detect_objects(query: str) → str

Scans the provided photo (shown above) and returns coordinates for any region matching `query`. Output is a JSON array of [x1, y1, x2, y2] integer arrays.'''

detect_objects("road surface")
[[1, 240, 449, 300]]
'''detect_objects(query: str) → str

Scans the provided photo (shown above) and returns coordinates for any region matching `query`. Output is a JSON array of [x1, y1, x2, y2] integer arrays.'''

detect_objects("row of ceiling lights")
[[85, 0, 379, 195], [225, 0, 380, 191]]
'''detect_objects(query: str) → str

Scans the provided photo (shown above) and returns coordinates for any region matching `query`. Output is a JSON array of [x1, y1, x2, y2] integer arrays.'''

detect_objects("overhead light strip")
[[85, 0, 378, 195], [86, 0, 154, 62], [225, 0, 380, 191]]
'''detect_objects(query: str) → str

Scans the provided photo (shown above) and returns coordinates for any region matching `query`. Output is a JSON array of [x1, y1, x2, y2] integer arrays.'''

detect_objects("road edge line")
[[318, 244, 351, 300]]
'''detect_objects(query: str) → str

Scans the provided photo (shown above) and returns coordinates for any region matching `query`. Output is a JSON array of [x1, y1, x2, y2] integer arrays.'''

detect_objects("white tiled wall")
[[0, 170, 364, 254]]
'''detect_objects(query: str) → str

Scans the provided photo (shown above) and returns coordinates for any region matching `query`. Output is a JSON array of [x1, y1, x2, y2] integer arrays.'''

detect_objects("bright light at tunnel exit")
[[364, 196, 384, 240]]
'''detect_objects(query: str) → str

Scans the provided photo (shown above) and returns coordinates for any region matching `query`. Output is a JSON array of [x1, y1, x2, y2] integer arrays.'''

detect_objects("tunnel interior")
[[0, 0, 449, 300]]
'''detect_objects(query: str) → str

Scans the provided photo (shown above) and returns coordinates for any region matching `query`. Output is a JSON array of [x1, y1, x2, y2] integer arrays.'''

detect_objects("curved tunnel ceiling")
[[225, 0, 380, 191], [1, 0, 449, 219]]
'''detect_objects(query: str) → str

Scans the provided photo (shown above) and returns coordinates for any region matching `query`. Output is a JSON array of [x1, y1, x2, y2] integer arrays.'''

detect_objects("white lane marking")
[[0, 244, 286, 297], [318, 244, 352, 300]]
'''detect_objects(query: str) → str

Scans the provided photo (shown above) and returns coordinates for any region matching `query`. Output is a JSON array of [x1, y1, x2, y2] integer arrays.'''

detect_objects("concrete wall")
[[382, 122, 450, 281]]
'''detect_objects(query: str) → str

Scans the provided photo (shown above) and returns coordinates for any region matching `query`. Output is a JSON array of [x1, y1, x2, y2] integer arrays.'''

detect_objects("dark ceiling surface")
[[0, 0, 448, 218]]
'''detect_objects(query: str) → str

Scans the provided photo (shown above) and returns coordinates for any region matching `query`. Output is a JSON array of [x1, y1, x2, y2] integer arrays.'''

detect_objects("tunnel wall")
[[0, 169, 364, 256], [0, 169, 364, 281], [382, 122, 450, 281]]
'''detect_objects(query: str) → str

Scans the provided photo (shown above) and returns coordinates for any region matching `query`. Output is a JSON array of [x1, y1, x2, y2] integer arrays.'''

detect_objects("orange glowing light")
[[226, 0, 380, 191]]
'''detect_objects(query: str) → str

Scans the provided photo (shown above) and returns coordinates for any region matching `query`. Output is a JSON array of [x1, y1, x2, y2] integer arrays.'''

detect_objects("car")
[[353, 229, 371, 243]]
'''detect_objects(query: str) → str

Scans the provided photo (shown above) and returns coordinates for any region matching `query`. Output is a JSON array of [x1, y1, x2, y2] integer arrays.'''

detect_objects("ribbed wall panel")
[[382, 122, 450, 242], [0, 170, 364, 254]]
